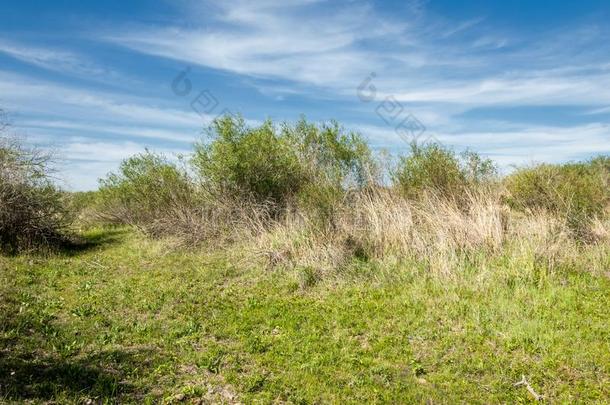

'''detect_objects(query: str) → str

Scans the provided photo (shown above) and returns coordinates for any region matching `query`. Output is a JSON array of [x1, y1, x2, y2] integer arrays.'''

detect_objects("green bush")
[[393, 142, 496, 201], [0, 138, 70, 253], [192, 116, 373, 218], [98, 151, 194, 234], [283, 118, 374, 225], [591, 156, 610, 189], [97, 117, 374, 242], [282, 118, 373, 189], [505, 159, 610, 237], [192, 117, 304, 208], [65, 190, 107, 229]]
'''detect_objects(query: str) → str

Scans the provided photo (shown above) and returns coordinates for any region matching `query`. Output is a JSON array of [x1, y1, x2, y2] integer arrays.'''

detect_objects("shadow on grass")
[[0, 347, 161, 402], [0, 242, 163, 402], [0, 226, 129, 258], [58, 226, 129, 256]]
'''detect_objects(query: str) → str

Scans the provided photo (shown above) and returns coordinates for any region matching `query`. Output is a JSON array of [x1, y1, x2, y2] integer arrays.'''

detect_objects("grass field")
[[1, 227, 608, 403]]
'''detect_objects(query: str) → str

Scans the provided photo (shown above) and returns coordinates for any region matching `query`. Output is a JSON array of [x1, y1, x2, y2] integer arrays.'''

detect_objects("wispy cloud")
[[0, 70, 203, 190], [389, 70, 610, 107], [354, 121, 610, 168], [586, 106, 610, 115], [20, 119, 197, 143], [104, 0, 610, 112], [53, 139, 189, 190], [105, 0, 410, 89], [0, 70, 207, 130], [0, 40, 121, 82]]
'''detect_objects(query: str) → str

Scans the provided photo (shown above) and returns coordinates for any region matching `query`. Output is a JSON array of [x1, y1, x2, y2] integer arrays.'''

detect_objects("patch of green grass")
[[1, 228, 608, 403]]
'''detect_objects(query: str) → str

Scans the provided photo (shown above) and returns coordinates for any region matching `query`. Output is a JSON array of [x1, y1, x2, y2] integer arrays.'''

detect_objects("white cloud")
[[54, 140, 187, 190], [103, 0, 610, 112], [0, 70, 206, 131], [19, 119, 197, 143], [586, 106, 610, 115], [0, 40, 128, 84], [351, 121, 610, 169], [0, 70, 206, 190], [389, 72, 610, 107], [105, 0, 410, 89]]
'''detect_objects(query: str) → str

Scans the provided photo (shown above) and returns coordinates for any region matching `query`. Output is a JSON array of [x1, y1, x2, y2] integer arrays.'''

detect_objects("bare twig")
[[85, 260, 109, 270], [514, 375, 544, 401]]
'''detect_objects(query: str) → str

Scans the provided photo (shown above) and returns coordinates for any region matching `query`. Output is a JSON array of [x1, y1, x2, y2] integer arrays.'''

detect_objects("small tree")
[[192, 117, 304, 208]]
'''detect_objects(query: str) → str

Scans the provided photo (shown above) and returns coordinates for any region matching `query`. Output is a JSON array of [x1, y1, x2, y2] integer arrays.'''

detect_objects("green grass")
[[1, 227, 609, 403]]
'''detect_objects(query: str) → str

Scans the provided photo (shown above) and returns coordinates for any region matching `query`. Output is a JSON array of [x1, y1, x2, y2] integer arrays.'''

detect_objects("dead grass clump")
[[251, 188, 510, 276], [249, 183, 607, 279], [410, 191, 506, 256], [159, 198, 274, 248]]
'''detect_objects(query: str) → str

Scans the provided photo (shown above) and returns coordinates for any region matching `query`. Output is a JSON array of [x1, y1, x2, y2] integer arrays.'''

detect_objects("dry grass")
[[591, 218, 610, 242], [246, 186, 607, 279], [93, 191, 275, 249]]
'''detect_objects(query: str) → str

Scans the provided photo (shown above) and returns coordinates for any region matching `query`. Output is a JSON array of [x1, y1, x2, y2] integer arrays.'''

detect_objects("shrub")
[[393, 142, 496, 201], [282, 118, 374, 189], [97, 151, 194, 236], [505, 159, 610, 238], [192, 117, 304, 209], [284, 118, 374, 225], [96, 116, 375, 245], [0, 137, 70, 253], [192, 116, 374, 219], [591, 156, 610, 190], [65, 190, 105, 229], [96, 149, 263, 245]]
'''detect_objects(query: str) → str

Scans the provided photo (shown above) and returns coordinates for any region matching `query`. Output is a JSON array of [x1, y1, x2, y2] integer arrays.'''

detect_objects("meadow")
[[1, 116, 609, 403]]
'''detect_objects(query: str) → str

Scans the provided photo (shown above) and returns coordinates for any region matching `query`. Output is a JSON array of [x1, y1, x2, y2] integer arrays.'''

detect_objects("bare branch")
[[514, 375, 545, 401]]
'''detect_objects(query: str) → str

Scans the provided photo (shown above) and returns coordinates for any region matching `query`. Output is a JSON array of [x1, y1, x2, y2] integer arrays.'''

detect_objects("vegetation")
[[1, 114, 609, 402], [393, 142, 497, 201], [96, 151, 195, 236], [505, 158, 610, 238], [0, 131, 71, 254], [191, 116, 373, 217]]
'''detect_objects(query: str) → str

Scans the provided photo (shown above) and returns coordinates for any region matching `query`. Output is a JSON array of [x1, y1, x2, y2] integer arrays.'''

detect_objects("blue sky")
[[1, 0, 610, 190]]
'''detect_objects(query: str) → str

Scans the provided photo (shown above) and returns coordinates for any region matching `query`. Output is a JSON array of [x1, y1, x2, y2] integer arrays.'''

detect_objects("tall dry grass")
[[247, 186, 608, 279]]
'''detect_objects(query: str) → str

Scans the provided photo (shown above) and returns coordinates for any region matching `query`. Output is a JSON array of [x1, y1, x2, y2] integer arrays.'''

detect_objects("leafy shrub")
[[97, 149, 261, 245], [393, 142, 496, 201], [0, 137, 70, 253], [192, 117, 304, 209], [284, 118, 374, 225], [505, 159, 610, 238], [591, 156, 610, 189], [192, 116, 373, 219], [65, 190, 107, 229], [96, 116, 374, 244], [97, 151, 194, 235], [283, 118, 373, 189]]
